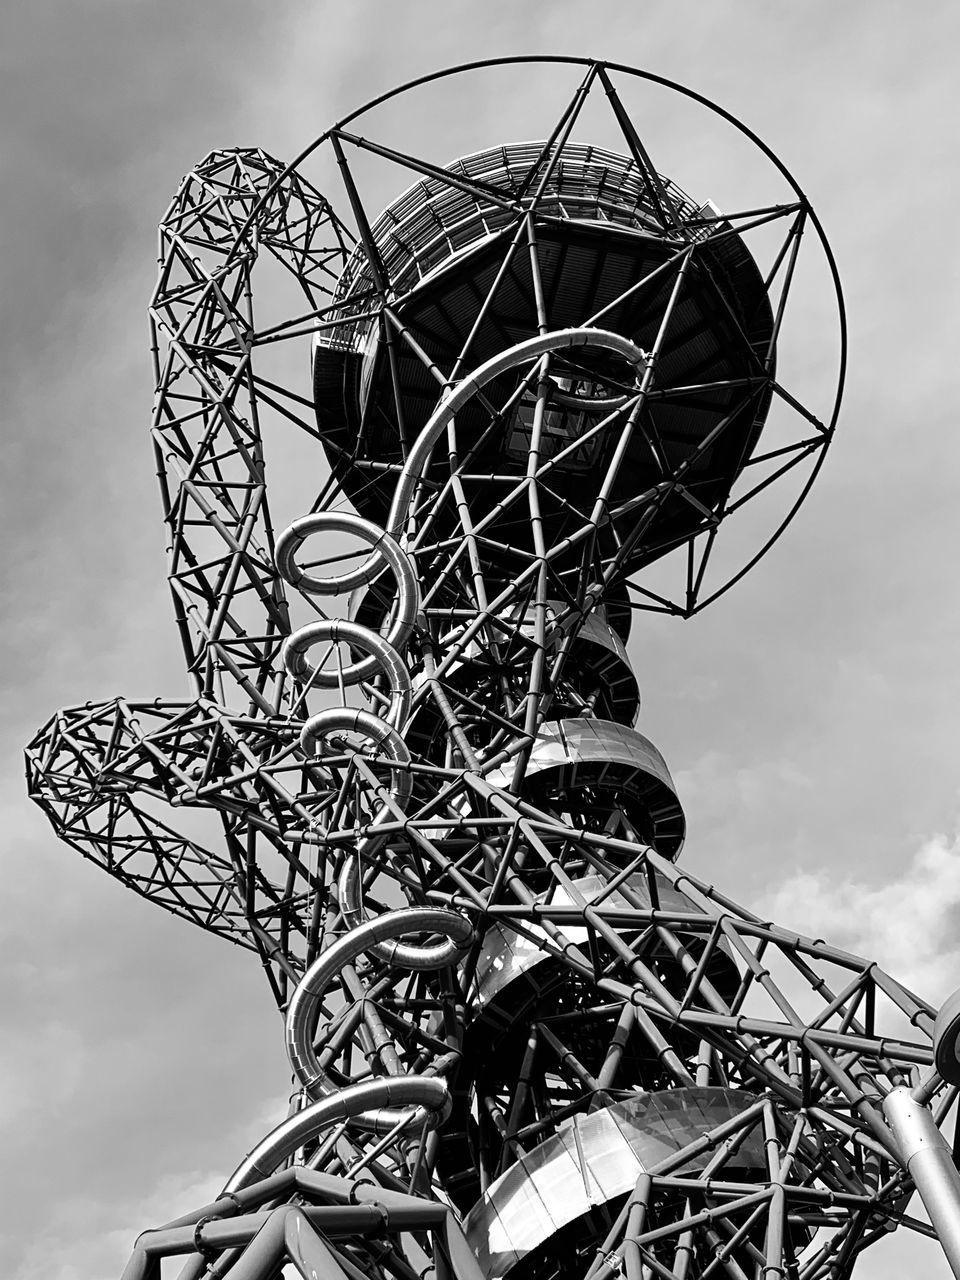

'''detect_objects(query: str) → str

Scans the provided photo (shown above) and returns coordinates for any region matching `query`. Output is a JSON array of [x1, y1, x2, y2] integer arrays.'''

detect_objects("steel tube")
[[224, 1076, 451, 1192], [298, 706, 412, 799], [282, 617, 412, 712], [275, 511, 420, 655], [337, 854, 473, 969], [286, 907, 473, 1093], [883, 1086, 960, 1278], [385, 327, 647, 542]]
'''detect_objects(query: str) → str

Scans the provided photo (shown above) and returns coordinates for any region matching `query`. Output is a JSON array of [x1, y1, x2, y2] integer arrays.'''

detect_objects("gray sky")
[[3, 3, 959, 1276]]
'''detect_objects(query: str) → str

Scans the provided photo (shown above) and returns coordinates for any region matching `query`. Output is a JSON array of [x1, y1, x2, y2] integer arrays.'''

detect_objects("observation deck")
[[314, 141, 775, 584]]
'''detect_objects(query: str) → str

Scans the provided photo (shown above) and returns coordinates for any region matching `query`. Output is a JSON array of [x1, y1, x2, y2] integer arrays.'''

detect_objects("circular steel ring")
[[282, 619, 412, 722], [298, 707, 413, 807], [275, 512, 420, 657]]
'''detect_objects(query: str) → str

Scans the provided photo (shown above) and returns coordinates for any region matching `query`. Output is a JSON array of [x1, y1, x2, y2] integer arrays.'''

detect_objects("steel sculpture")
[[26, 58, 960, 1280]]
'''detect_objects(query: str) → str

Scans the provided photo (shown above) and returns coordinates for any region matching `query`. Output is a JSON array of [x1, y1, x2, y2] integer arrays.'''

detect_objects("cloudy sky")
[[3, 2, 960, 1276]]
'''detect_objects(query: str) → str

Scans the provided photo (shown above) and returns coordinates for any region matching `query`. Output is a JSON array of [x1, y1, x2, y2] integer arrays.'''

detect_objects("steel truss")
[[26, 59, 954, 1280]]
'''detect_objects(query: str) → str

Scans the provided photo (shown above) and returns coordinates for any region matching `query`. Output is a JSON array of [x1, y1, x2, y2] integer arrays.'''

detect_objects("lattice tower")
[[27, 60, 956, 1280]]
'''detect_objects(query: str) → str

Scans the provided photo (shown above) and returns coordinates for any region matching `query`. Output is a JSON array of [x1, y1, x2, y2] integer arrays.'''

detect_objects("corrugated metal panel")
[[486, 718, 684, 857]]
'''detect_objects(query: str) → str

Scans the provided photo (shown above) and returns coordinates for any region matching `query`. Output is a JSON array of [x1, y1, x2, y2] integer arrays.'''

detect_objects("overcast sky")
[[3, 3, 960, 1277]]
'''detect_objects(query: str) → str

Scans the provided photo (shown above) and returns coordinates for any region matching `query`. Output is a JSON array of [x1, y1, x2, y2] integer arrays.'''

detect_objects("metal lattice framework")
[[25, 59, 958, 1280]]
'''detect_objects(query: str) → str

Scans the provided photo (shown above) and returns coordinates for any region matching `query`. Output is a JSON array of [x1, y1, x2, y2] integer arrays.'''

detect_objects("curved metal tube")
[[386, 327, 647, 541], [884, 1087, 960, 1277], [223, 1076, 451, 1193], [336, 854, 474, 969], [281, 618, 412, 718], [286, 908, 474, 1095], [299, 707, 412, 811], [275, 511, 420, 655]]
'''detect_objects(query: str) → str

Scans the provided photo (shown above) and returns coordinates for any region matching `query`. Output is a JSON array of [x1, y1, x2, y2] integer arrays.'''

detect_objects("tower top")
[[295, 56, 844, 617]]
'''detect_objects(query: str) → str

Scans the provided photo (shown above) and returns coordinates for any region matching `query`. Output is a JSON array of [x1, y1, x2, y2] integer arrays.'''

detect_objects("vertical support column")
[[883, 1086, 960, 1279]]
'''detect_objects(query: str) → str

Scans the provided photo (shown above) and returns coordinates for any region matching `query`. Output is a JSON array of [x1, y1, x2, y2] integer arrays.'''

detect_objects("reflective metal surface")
[[468, 872, 728, 1017], [515, 604, 640, 726], [486, 718, 685, 856], [463, 1089, 764, 1280], [884, 1087, 960, 1280]]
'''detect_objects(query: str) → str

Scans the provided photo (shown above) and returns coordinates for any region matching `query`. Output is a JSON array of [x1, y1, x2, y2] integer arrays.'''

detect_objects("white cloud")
[[8, 1082, 285, 1280], [758, 827, 960, 1004], [0, 1019, 86, 1130], [675, 749, 814, 816]]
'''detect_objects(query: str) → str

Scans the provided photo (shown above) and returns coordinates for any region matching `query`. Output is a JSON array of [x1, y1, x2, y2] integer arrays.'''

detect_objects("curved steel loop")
[[275, 512, 420, 656], [286, 907, 475, 1096], [337, 852, 471, 970], [299, 706, 413, 809], [386, 327, 648, 542], [282, 619, 412, 721], [223, 1076, 451, 1193]]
